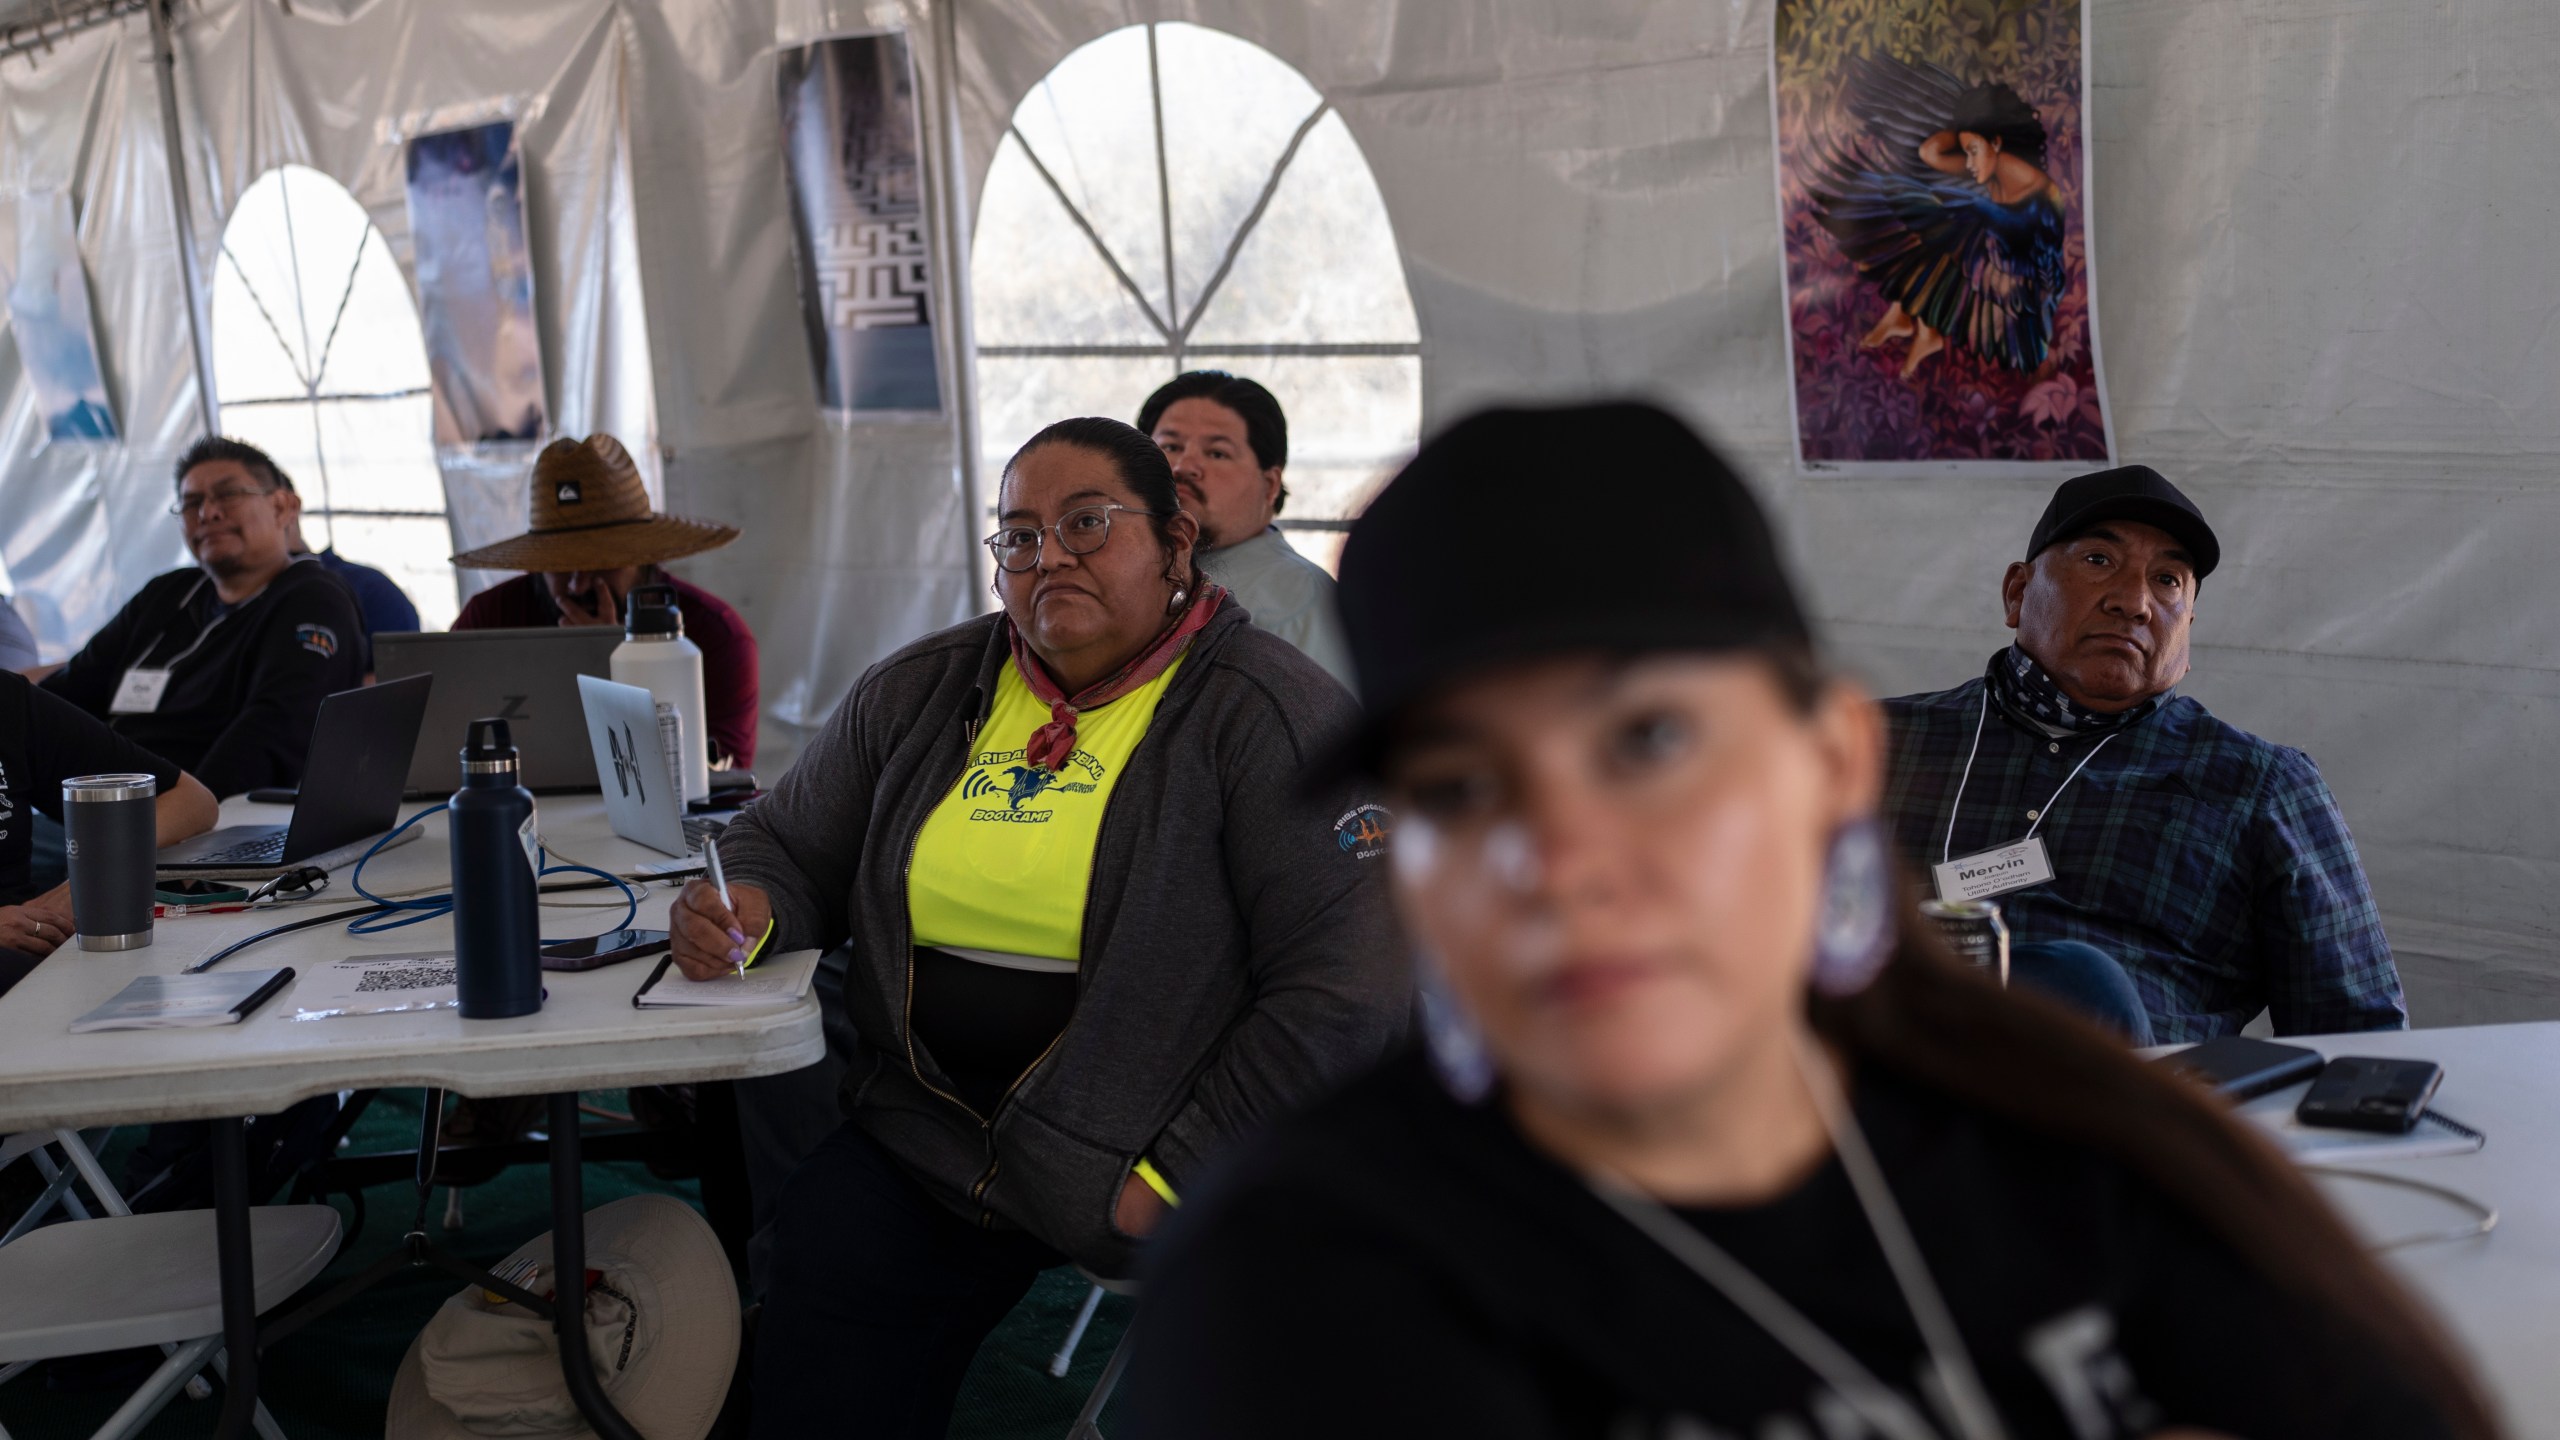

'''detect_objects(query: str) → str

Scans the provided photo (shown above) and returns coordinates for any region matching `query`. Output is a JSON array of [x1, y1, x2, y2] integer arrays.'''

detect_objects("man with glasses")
[[36, 436, 365, 797]]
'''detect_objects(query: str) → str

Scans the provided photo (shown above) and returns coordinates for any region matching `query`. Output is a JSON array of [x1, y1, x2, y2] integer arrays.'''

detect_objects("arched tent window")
[[972, 22, 1420, 568], [210, 165, 457, 628]]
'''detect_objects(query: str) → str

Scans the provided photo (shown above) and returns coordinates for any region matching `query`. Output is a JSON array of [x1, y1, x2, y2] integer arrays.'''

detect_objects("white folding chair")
[[0, 1128, 339, 1440], [1046, 1269, 1137, 1440]]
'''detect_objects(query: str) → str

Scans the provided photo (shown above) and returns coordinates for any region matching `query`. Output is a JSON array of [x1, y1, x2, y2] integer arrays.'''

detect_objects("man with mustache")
[[37, 437, 365, 797], [1880, 466, 2404, 1043], [1139, 371, 1355, 691]]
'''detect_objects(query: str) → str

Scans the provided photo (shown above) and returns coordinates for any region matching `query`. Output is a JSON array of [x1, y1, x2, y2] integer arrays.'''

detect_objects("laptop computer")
[[157, 674, 434, 879], [577, 675, 732, 860], [375, 627, 622, 796]]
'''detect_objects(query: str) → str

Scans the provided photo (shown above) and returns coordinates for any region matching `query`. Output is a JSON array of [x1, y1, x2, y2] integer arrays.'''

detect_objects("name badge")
[[111, 667, 173, 715], [1931, 837, 2056, 903]]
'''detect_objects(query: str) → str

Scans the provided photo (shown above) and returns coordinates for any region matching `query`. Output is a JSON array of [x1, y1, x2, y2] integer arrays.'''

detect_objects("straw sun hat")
[[449, 434, 739, 572], [386, 1194, 738, 1440]]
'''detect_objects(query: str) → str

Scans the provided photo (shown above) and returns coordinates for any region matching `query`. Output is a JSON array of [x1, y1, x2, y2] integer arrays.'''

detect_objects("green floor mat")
[[0, 1092, 1130, 1438]]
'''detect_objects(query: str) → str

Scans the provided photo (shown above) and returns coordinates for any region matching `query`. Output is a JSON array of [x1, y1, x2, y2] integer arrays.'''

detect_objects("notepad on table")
[[70, 969, 296, 1032], [633, 944, 816, 1009]]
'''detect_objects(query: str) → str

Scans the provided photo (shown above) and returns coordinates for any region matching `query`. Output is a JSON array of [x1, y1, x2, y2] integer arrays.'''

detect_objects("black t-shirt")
[[0, 671, 182, 900], [43, 560, 364, 798], [1122, 1049, 2457, 1440]]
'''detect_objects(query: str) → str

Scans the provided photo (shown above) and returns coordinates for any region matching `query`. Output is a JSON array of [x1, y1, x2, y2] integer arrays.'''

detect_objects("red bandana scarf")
[[1005, 585, 1227, 772]]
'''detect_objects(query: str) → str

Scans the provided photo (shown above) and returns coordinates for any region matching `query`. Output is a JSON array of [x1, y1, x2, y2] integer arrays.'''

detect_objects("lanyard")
[[1939, 689, 2116, 865], [137, 576, 231, 674], [1582, 1035, 2011, 1440]]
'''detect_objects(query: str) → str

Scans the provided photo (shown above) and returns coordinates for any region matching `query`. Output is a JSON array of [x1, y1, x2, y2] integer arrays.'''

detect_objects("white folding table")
[[2212, 1022, 2560, 1438], [0, 794, 825, 1439]]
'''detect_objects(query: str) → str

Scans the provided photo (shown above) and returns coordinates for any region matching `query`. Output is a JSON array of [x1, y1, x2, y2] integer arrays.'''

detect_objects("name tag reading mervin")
[[1931, 837, 2056, 903]]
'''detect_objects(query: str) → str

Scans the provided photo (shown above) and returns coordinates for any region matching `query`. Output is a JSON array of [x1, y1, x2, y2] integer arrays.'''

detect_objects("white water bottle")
[[611, 583, 709, 803]]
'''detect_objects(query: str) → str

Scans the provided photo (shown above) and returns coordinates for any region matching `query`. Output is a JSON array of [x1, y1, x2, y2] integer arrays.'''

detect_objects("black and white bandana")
[[1985, 645, 2161, 735]]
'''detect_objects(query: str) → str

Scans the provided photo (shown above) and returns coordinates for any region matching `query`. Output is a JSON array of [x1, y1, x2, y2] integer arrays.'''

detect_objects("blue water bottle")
[[450, 718, 542, 1019]]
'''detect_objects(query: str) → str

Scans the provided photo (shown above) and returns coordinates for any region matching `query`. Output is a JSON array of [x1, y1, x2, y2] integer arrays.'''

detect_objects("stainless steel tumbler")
[[64, 772, 157, 951]]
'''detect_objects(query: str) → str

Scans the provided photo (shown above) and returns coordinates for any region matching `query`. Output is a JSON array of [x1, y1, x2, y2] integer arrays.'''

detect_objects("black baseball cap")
[[1322, 401, 1813, 780], [2026, 464, 2219, 579]]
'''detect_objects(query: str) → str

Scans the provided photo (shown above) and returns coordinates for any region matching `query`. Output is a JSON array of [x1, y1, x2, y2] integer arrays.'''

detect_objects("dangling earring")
[[1415, 952, 1496, 1104], [1166, 585, 1189, 615], [1809, 817, 1894, 997]]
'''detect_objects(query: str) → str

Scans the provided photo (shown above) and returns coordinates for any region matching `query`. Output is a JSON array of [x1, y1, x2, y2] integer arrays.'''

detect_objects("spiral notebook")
[[632, 938, 815, 1009]]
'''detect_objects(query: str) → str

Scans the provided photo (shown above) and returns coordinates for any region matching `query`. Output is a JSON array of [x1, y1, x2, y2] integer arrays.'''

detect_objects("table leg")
[[547, 1092, 644, 1440], [211, 1116, 259, 1440]]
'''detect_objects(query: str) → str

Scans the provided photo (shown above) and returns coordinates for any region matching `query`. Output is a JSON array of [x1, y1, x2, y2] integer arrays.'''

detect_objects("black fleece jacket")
[[716, 604, 1409, 1275]]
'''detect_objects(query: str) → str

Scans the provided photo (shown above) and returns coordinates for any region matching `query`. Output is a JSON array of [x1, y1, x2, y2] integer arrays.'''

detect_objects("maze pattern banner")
[[778, 32, 942, 414]]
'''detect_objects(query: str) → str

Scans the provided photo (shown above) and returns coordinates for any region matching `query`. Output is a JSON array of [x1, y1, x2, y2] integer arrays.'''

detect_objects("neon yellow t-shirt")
[[907, 655, 1184, 963]]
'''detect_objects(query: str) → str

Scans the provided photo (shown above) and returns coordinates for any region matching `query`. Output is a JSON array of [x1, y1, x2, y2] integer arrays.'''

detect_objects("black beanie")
[[1322, 400, 1813, 778]]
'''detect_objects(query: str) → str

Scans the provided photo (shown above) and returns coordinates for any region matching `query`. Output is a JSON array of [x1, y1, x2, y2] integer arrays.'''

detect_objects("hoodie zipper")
[[962, 781, 1120, 1223], [901, 688, 987, 1121], [917, 642, 1204, 1225]]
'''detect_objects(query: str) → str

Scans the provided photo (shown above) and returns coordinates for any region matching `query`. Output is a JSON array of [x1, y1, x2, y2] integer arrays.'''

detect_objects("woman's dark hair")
[[1716, 648, 2494, 1434], [1949, 82, 2047, 170], [1374, 643, 2497, 1436], [1135, 369, 1292, 516], [1005, 417, 1202, 590], [175, 435, 294, 493], [1810, 860, 2497, 1437]]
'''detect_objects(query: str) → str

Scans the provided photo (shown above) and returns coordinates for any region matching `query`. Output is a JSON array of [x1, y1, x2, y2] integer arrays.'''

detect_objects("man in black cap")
[[1880, 465, 2404, 1042]]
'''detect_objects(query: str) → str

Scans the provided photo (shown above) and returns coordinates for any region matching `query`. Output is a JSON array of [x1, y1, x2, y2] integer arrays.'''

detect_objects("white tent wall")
[[0, 0, 2549, 1026], [953, 0, 2560, 1028], [0, 0, 980, 761], [0, 16, 196, 654]]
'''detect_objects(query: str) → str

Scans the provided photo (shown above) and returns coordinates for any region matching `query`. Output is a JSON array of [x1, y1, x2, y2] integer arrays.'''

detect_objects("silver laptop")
[[375, 627, 622, 796], [158, 675, 433, 879], [578, 675, 731, 859]]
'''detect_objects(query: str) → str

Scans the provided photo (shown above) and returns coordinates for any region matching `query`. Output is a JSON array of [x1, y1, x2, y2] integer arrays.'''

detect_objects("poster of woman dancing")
[[1773, 0, 2114, 470]]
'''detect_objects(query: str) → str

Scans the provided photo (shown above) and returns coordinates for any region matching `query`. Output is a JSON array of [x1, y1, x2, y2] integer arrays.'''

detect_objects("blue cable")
[[344, 802, 644, 942], [538, 855, 641, 939], [348, 804, 454, 935]]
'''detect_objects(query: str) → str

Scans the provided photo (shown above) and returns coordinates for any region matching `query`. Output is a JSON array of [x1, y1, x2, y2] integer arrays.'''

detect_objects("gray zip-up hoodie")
[[717, 604, 1408, 1275]]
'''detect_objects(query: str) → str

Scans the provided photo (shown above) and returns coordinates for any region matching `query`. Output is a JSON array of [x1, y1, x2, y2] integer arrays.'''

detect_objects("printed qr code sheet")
[[353, 962, 458, 994], [287, 952, 463, 1019]]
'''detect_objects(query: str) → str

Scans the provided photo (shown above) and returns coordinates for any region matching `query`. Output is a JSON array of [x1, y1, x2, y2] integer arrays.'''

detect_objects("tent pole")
[[930, 0, 987, 601], [147, 0, 218, 436]]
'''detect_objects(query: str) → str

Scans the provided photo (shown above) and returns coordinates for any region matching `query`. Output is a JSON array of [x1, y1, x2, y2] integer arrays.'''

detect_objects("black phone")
[[2296, 1056, 2443, 1134], [2151, 1036, 2326, 1100], [540, 927, 671, 972]]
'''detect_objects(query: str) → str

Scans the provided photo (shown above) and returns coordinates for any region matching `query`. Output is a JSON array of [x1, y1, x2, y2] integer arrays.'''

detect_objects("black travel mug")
[[64, 772, 157, 951]]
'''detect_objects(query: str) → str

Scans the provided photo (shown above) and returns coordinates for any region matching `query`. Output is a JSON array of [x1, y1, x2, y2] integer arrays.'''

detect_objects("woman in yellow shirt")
[[671, 417, 1405, 1438]]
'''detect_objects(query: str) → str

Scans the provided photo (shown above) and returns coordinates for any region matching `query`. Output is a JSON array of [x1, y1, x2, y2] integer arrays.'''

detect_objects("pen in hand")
[[705, 838, 744, 979]]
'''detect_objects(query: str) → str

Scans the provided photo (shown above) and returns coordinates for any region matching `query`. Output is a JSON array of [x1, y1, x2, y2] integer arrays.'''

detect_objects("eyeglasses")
[[983, 503, 1157, 574], [169, 483, 277, 519]]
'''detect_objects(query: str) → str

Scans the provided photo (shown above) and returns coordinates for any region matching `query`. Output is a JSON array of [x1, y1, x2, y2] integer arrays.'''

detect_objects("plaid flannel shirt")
[[1883, 667, 2405, 1042]]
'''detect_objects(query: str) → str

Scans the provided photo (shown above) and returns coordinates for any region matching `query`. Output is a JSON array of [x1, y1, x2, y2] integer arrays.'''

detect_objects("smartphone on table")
[[2294, 1056, 2444, 1134], [540, 928, 670, 972], [2150, 1036, 2326, 1100]]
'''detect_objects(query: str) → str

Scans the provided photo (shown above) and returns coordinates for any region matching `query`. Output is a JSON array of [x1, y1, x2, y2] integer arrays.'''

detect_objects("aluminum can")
[[1919, 898, 2008, 984]]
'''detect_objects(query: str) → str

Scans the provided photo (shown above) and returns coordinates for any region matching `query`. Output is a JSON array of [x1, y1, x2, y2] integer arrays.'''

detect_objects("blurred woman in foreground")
[[1121, 402, 2497, 1440]]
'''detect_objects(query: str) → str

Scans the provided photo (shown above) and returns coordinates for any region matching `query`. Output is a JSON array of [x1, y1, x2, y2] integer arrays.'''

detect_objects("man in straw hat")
[[453, 434, 759, 768]]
